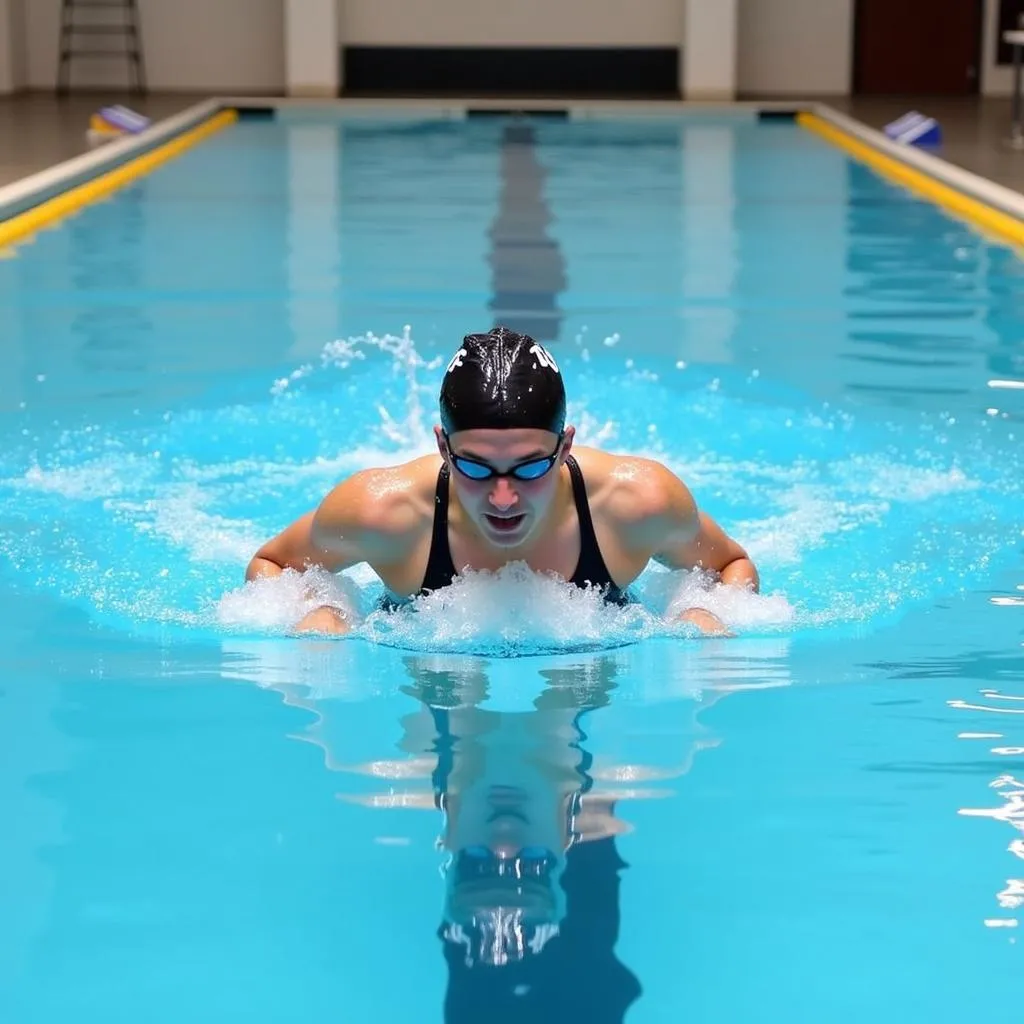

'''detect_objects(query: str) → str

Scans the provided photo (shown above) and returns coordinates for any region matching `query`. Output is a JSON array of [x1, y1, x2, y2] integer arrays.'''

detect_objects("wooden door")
[[855, 0, 982, 95]]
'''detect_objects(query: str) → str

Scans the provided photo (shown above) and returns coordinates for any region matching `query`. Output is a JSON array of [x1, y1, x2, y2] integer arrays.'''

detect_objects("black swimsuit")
[[415, 454, 628, 605]]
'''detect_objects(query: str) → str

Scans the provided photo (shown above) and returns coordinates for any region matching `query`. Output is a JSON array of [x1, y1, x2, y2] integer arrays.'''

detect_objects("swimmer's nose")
[[489, 477, 519, 510]]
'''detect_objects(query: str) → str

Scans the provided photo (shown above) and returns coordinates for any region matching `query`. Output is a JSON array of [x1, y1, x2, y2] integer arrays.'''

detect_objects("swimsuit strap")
[[565, 455, 627, 603], [429, 704, 454, 807], [416, 456, 626, 603], [565, 455, 600, 556], [421, 463, 458, 593]]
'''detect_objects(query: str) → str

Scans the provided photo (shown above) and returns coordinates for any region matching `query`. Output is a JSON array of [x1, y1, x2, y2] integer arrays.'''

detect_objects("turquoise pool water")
[[1, 112, 1023, 1021]]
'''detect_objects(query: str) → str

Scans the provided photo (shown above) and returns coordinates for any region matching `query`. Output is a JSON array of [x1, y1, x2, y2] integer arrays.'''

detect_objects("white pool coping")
[[808, 104, 1024, 225], [0, 97, 222, 221], [2, 96, 1023, 228]]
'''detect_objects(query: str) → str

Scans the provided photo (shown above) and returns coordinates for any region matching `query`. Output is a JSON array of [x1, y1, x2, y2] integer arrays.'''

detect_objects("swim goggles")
[[443, 432, 564, 482], [453, 845, 559, 881]]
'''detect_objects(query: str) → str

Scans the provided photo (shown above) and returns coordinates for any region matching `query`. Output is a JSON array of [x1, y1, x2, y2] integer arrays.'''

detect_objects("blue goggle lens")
[[451, 455, 556, 482], [511, 458, 556, 481], [452, 457, 495, 480], [455, 845, 558, 879]]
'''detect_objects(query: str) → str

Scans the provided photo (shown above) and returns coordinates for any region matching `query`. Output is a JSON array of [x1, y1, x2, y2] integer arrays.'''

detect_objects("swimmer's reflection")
[[222, 637, 791, 1017], [396, 654, 641, 1022]]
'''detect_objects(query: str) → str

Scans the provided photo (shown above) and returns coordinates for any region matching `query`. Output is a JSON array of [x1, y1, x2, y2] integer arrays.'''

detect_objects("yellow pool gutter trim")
[[0, 100, 236, 252], [799, 107, 1024, 248]]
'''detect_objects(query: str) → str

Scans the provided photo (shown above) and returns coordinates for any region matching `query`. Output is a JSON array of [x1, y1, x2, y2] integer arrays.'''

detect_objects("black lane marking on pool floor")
[[468, 108, 570, 119], [487, 121, 567, 344], [234, 106, 276, 120]]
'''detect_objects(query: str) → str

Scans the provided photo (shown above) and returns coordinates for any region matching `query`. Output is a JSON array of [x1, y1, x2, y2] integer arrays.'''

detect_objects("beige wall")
[[340, 0, 684, 47], [0, 0, 26, 94], [10, 0, 24, 89], [683, 0, 737, 99], [0, 0, 12, 94], [24, 0, 285, 92], [3, 0, 863, 99], [737, 0, 854, 96], [8, 0, 1010, 100], [287, 0, 338, 95], [982, 0, 1016, 96]]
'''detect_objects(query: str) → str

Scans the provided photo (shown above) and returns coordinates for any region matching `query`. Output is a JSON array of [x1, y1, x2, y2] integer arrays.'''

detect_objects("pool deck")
[[828, 96, 1024, 196], [2, 91, 1024, 196], [0, 93, 200, 187]]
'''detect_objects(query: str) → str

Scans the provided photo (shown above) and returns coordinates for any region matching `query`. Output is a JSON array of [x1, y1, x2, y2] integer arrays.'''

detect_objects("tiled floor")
[[2, 91, 1024, 194]]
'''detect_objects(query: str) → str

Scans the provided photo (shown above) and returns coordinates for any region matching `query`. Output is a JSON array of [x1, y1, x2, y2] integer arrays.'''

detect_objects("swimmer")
[[246, 326, 759, 636]]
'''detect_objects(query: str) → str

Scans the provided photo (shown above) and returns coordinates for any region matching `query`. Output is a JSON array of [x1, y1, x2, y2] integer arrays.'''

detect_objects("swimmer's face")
[[436, 425, 574, 548], [441, 783, 571, 938]]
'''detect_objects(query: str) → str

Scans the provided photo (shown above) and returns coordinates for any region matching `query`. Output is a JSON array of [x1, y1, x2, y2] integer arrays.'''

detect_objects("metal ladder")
[[57, 0, 146, 96]]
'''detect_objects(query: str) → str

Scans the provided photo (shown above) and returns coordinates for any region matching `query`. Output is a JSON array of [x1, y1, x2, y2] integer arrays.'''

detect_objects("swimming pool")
[[1, 109, 1022, 1021]]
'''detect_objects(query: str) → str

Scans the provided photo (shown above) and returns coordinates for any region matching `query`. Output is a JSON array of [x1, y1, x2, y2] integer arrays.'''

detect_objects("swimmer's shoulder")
[[571, 446, 698, 534], [313, 455, 442, 553]]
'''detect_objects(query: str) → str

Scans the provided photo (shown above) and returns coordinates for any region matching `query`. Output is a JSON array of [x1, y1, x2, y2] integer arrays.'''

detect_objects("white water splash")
[[1, 326, 1021, 644], [213, 561, 796, 655], [275, 325, 444, 453]]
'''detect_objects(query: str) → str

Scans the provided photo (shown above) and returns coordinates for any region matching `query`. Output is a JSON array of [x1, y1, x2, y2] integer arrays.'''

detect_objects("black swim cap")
[[439, 327, 565, 436]]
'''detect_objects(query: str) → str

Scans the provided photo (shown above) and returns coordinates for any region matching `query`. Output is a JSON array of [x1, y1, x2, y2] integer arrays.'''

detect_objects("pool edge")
[[0, 99, 236, 252], [801, 104, 1024, 248], [5, 94, 1022, 253]]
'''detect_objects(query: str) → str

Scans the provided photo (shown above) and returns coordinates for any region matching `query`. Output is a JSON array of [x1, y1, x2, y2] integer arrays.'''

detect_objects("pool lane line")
[[487, 120, 567, 344], [0, 108, 238, 254], [797, 112, 1024, 248]]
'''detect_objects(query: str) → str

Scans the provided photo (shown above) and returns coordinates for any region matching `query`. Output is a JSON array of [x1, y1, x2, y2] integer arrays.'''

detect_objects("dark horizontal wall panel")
[[342, 46, 680, 98]]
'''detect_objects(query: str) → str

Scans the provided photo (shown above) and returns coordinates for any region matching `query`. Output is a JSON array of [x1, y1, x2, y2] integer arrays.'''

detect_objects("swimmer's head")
[[439, 327, 566, 437], [435, 328, 573, 548], [436, 780, 580, 967], [441, 846, 565, 968]]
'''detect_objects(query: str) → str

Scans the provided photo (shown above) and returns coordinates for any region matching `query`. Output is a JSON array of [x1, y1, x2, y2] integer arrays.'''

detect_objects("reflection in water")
[[952, 684, 1024, 931], [860, 636, 1024, 932], [679, 124, 737, 366], [220, 636, 792, 1020], [842, 162, 1002, 410], [487, 123, 566, 344], [379, 654, 641, 1020], [980, 247, 1024, 389], [69, 187, 153, 377]]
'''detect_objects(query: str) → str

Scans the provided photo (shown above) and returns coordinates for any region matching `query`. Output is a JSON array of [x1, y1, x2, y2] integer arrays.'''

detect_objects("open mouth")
[[484, 513, 526, 532]]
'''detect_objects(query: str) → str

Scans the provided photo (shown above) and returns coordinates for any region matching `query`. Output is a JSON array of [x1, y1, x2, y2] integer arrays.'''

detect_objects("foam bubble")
[[8, 456, 157, 500], [216, 567, 363, 632], [834, 458, 978, 501], [363, 563, 651, 655], [212, 562, 796, 655], [640, 566, 795, 629], [116, 484, 263, 565]]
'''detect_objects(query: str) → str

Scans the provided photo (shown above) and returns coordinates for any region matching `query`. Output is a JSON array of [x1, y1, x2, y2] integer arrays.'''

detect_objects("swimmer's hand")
[[292, 606, 351, 636], [677, 608, 734, 638]]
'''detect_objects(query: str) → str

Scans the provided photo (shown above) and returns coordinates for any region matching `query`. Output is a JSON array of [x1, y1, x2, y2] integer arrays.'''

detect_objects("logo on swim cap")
[[439, 327, 566, 436], [529, 343, 559, 373]]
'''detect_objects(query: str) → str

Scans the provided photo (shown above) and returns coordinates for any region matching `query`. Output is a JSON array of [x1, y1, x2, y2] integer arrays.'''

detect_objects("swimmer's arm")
[[661, 509, 760, 592], [245, 473, 419, 636], [244, 507, 358, 635], [246, 509, 337, 580], [245, 471, 416, 581], [618, 461, 759, 632], [308, 470, 422, 569]]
